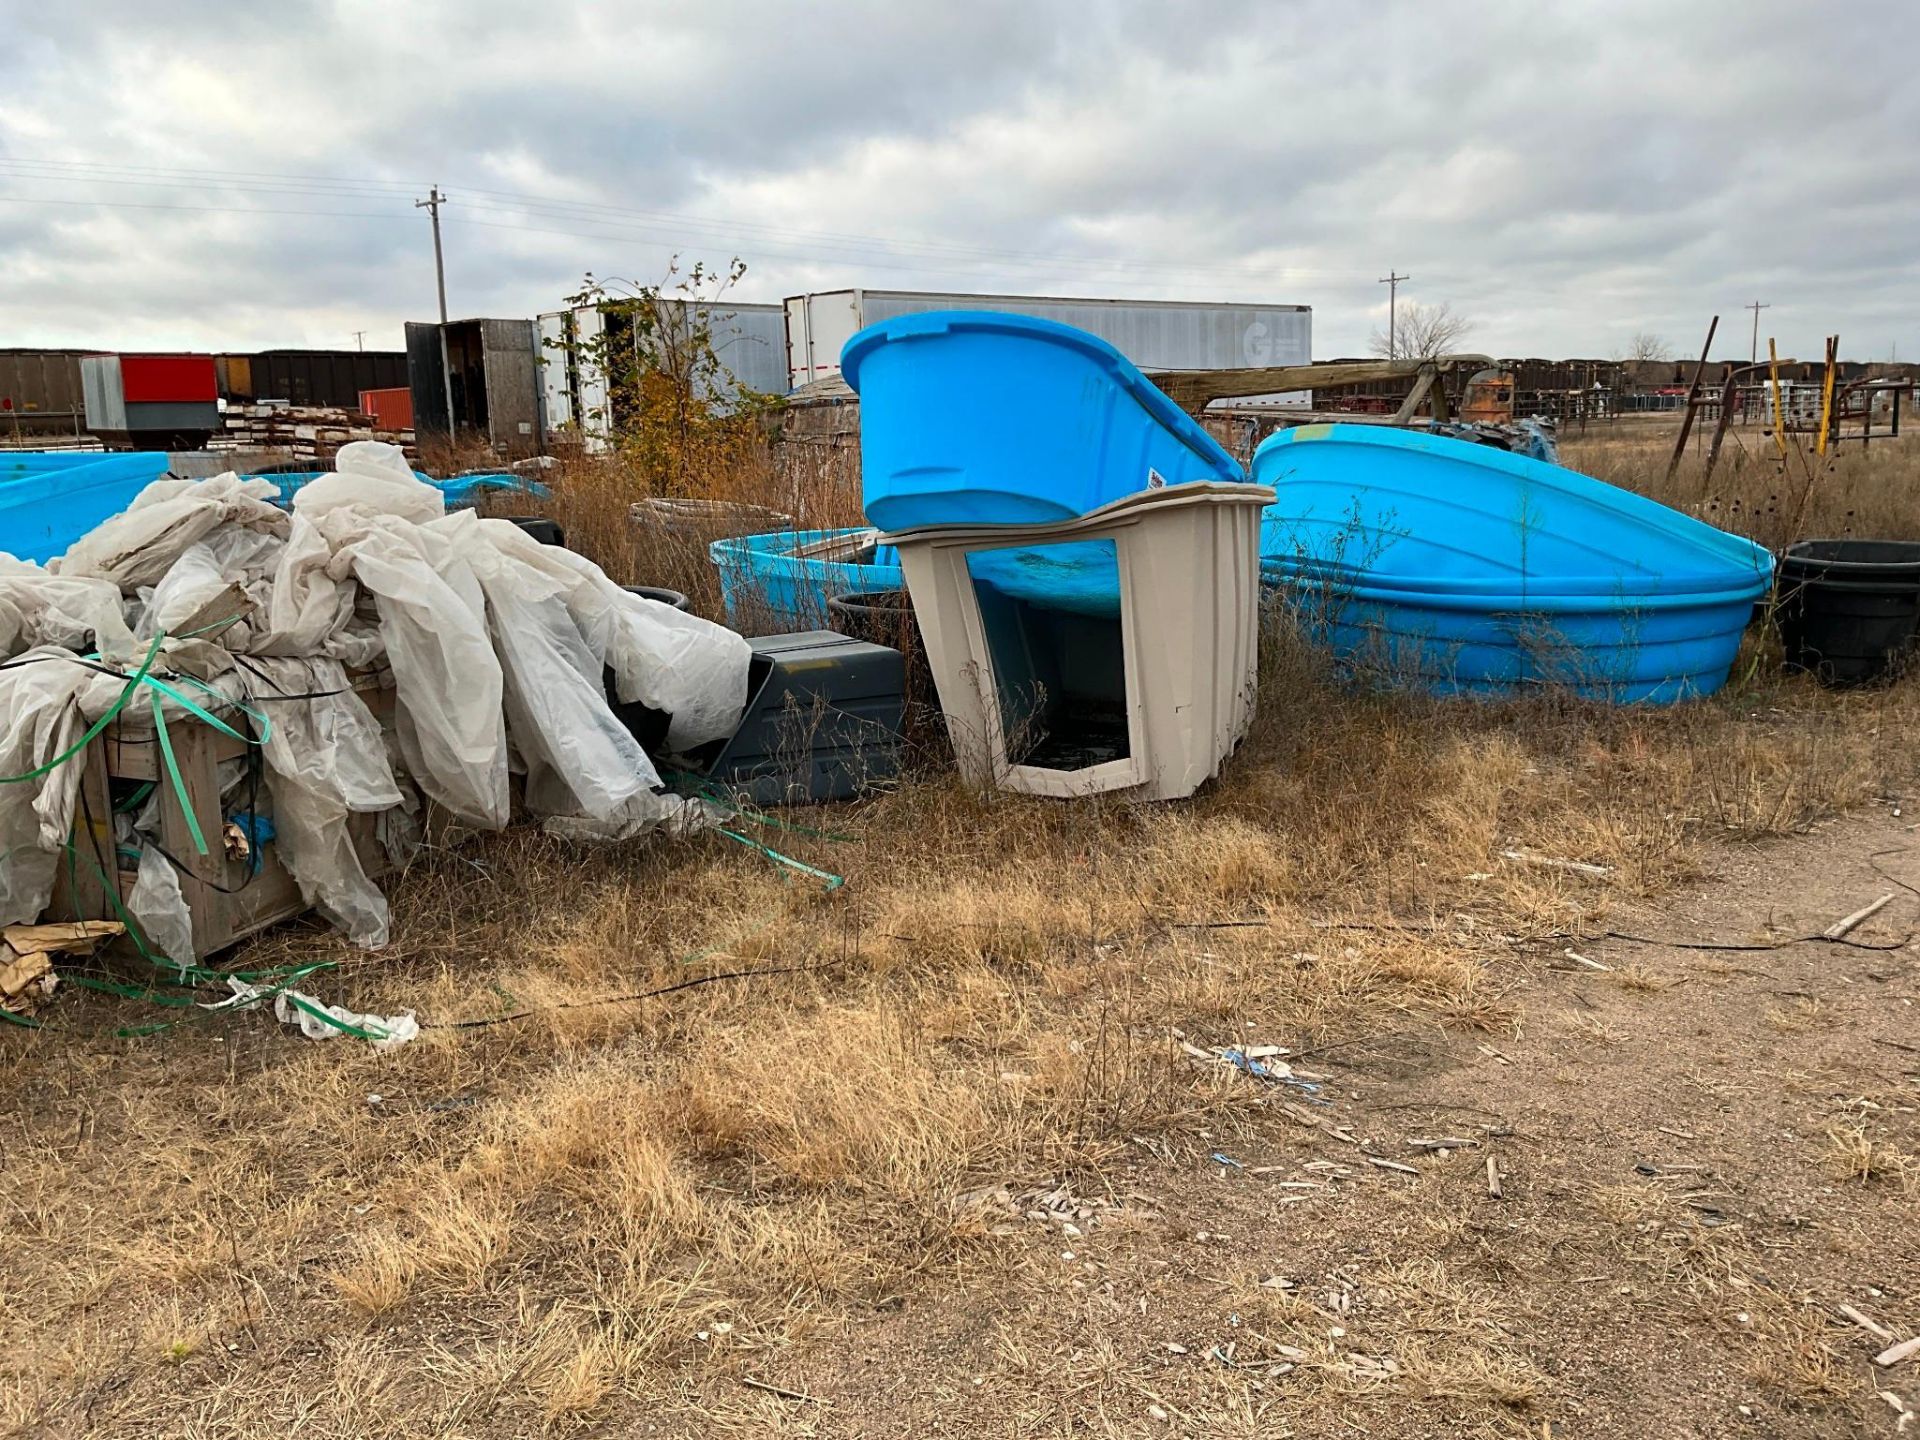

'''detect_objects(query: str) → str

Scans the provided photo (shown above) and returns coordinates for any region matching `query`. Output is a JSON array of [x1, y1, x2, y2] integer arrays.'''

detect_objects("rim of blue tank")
[[1263, 568, 1769, 614], [1260, 553, 1774, 601], [840, 309, 1246, 481], [1252, 422, 1769, 583]]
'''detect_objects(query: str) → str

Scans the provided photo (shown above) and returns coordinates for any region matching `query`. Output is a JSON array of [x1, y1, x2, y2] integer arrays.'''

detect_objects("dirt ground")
[[14, 801, 1909, 1438], [643, 810, 1920, 1439]]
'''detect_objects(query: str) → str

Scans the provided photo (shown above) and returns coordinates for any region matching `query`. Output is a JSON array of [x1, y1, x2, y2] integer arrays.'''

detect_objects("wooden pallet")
[[48, 674, 395, 962]]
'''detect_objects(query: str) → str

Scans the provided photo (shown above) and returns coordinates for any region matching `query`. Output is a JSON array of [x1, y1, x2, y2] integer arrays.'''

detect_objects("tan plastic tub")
[[885, 481, 1274, 801]]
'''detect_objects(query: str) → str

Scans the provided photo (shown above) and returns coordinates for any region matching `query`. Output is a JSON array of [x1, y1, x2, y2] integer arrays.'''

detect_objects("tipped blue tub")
[[1252, 424, 1773, 703], [709, 528, 904, 630], [843, 310, 1246, 531], [1, 451, 172, 563]]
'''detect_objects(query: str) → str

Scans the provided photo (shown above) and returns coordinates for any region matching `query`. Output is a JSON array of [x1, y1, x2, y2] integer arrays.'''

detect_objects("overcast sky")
[[3, 1, 1915, 365]]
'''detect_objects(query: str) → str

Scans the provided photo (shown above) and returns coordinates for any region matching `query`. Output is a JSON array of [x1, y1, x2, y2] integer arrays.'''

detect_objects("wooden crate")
[[48, 675, 395, 962]]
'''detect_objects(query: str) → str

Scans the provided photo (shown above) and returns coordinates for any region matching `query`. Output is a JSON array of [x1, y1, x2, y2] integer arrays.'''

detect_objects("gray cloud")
[[2, 0, 1915, 362]]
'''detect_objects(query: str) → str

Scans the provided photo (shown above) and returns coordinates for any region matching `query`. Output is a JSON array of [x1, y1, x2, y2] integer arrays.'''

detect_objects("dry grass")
[[1570, 421, 1920, 550], [5, 425, 1920, 1435], [1824, 1126, 1917, 1189]]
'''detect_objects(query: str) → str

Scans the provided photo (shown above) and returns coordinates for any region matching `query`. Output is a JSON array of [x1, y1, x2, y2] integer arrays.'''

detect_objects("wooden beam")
[[1815, 334, 1839, 457], [1665, 315, 1720, 483], [1769, 338, 1788, 460], [1700, 372, 1740, 493], [1390, 368, 1438, 425], [1147, 355, 1494, 414]]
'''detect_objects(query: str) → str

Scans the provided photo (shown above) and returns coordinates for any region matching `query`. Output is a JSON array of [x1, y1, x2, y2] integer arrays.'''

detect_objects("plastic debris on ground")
[[215, 977, 420, 1052], [0, 441, 752, 1020]]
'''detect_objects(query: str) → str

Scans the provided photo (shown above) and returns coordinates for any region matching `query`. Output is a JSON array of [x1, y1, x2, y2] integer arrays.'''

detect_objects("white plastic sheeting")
[[0, 649, 110, 925], [0, 443, 753, 950], [54, 473, 288, 592], [127, 847, 195, 968], [217, 976, 420, 1052], [0, 557, 135, 660], [249, 654, 403, 949], [297, 507, 511, 827]]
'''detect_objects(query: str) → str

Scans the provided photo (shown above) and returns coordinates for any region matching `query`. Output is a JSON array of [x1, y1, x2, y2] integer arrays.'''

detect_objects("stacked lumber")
[[211, 403, 417, 464]]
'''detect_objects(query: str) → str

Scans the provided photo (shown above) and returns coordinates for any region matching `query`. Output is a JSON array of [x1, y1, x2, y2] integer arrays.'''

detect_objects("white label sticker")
[[1147, 467, 1167, 488]]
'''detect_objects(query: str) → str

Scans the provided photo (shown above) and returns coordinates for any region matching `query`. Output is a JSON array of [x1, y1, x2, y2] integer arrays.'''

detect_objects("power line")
[[0, 192, 414, 222]]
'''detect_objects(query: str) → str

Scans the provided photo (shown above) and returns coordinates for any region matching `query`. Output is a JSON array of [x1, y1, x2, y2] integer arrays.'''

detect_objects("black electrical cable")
[[424, 961, 828, 1031], [1599, 929, 1910, 953]]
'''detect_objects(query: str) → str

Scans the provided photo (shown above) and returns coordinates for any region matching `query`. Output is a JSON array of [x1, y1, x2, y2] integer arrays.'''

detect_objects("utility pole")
[[1379, 271, 1409, 358], [1745, 301, 1770, 364], [351, 330, 366, 352], [415, 185, 457, 442]]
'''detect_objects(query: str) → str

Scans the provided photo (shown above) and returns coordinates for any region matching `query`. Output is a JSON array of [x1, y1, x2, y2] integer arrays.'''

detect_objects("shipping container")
[[406, 318, 542, 458], [80, 353, 219, 450], [358, 386, 414, 431], [784, 289, 1312, 395], [536, 300, 786, 452]]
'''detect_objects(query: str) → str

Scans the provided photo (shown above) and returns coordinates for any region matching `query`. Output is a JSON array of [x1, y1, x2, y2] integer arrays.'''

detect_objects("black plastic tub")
[[1775, 539, 1920, 686], [827, 590, 919, 649], [607, 586, 692, 754], [827, 590, 948, 752], [506, 515, 566, 548], [623, 585, 690, 612]]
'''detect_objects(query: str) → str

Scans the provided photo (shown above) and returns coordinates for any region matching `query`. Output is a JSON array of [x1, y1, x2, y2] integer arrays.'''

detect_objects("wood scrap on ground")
[[1842, 1304, 1897, 1342], [1501, 849, 1613, 878], [1878, 1335, 1920, 1369], [1825, 892, 1895, 939]]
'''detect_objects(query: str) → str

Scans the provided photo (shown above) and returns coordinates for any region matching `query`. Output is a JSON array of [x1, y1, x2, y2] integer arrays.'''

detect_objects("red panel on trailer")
[[119, 354, 218, 403], [359, 386, 414, 430]]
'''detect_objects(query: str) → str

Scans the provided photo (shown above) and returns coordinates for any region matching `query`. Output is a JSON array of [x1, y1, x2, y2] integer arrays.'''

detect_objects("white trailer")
[[537, 300, 787, 451], [784, 289, 1312, 400]]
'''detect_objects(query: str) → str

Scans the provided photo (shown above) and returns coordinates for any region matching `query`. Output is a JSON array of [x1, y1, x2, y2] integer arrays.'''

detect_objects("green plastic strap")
[[68, 975, 206, 1007], [0, 1006, 40, 1029], [64, 836, 171, 974], [277, 990, 388, 1042], [0, 634, 165, 785], [143, 674, 268, 746], [113, 780, 156, 814], [145, 673, 275, 860], [155, 672, 273, 747], [67, 959, 343, 1039], [149, 690, 208, 857], [715, 826, 845, 891], [62, 836, 333, 988], [662, 769, 857, 843]]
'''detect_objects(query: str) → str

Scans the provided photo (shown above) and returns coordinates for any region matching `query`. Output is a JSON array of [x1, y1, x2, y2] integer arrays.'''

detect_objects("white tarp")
[[248, 654, 403, 949], [0, 650, 109, 925], [0, 443, 752, 948], [0, 557, 136, 661]]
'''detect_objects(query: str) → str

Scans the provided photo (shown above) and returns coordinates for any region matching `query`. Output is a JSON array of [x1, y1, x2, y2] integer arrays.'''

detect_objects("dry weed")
[[1741, 1295, 1848, 1402], [1824, 1126, 1917, 1188]]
